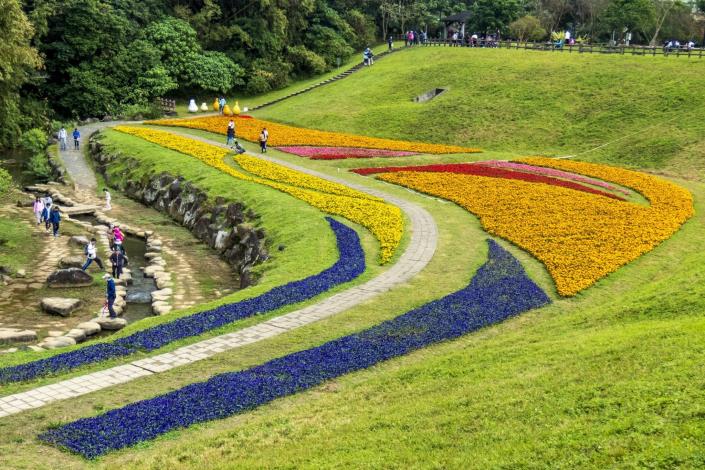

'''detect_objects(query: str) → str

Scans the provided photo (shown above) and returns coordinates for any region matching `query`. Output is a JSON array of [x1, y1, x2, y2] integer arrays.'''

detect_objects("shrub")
[[246, 70, 274, 95], [18, 128, 47, 156], [287, 45, 327, 76], [0, 168, 12, 194], [509, 16, 546, 42]]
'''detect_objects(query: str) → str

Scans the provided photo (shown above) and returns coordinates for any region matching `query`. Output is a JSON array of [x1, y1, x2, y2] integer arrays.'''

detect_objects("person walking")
[[112, 225, 125, 254], [109, 246, 125, 279], [72, 128, 80, 150], [49, 205, 61, 238], [388, 35, 394, 50], [43, 194, 53, 231], [58, 127, 67, 151], [219, 97, 226, 115], [103, 188, 112, 211], [259, 128, 268, 153], [82, 238, 105, 271], [32, 196, 44, 225], [226, 119, 236, 148], [103, 273, 117, 318]]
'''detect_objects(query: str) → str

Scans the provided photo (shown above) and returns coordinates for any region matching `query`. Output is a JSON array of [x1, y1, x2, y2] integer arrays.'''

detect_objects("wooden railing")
[[418, 38, 705, 58]]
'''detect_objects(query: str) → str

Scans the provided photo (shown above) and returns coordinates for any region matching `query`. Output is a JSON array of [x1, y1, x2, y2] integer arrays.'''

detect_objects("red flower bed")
[[352, 163, 626, 201]]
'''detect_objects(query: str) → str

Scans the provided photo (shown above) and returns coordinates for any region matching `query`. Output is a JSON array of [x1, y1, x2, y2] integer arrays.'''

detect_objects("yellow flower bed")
[[234, 153, 380, 201], [114, 126, 402, 263], [148, 116, 479, 154], [378, 163, 693, 296]]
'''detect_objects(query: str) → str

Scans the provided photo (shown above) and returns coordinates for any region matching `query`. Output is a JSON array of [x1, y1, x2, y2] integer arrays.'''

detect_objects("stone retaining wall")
[[89, 138, 269, 288]]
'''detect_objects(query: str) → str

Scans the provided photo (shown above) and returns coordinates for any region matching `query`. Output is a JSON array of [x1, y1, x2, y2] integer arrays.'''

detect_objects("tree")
[[0, 0, 42, 147], [510, 15, 547, 42], [601, 0, 656, 42], [471, 0, 523, 35]]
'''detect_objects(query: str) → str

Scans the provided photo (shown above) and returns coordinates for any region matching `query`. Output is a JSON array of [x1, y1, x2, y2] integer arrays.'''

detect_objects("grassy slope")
[[256, 47, 705, 174], [175, 43, 400, 116], [1, 50, 704, 468]]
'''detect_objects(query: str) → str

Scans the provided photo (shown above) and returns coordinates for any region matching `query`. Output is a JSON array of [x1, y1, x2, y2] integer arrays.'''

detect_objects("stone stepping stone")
[[0, 329, 37, 344], [47, 268, 93, 288], [41, 336, 77, 349], [76, 321, 101, 336], [64, 329, 87, 343], [68, 235, 90, 247], [40, 298, 82, 317], [59, 256, 84, 269], [95, 317, 127, 331]]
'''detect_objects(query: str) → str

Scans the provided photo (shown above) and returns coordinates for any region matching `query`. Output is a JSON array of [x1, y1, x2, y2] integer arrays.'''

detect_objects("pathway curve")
[[0, 125, 437, 419]]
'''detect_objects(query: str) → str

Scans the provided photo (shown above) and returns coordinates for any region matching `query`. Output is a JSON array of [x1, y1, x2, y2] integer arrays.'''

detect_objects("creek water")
[[0, 149, 41, 186]]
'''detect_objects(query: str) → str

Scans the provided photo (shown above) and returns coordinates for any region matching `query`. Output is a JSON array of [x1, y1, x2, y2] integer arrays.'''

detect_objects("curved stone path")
[[0, 124, 438, 418]]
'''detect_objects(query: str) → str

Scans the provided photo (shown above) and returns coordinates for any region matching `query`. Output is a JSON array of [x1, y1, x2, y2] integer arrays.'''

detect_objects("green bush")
[[0, 168, 12, 195], [19, 128, 47, 156], [246, 70, 273, 95], [28, 153, 51, 180], [119, 103, 163, 120], [287, 45, 327, 76]]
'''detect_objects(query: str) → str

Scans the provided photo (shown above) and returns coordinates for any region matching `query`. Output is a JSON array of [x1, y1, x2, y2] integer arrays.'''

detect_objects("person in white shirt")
[[103, 188, 112, 210], [81, 238, 105, 271], [58, 127, 67, 151]]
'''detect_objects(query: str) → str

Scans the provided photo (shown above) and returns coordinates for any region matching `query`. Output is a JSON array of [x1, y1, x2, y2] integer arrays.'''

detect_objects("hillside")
[[255, 47, 705, 175]]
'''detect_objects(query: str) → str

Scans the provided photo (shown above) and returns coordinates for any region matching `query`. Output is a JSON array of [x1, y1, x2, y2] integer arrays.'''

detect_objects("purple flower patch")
[[39, 240, 549, 458], [0, 217, 364, 384]]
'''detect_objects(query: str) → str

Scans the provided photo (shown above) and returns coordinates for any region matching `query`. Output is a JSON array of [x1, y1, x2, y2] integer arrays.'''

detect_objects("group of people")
[[226, 120, 269, 153], [404, 30, 426, 46], [57, 127, 81, 151], [83, 224, 127, 319], [664, 40, 696, 52], [449, 32, 499, 48], [33, 194, 61, 237], [363, 47, 375, 66]]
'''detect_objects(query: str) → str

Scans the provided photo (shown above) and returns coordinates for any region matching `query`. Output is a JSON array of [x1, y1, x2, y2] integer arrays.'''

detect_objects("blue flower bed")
[[0, 217, 364, 384], [39, 240, 549, 458]]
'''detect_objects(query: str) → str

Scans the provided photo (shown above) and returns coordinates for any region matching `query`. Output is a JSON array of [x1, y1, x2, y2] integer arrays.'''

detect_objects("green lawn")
[[1, 49, 704, 468], [254, 47, 705, 177]]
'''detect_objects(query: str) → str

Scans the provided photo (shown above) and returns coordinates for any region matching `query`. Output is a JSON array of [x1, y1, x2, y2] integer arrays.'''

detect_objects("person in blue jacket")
[[49, 205, 61, 238], [72, 128, 81, 150], [103, 273, 117, 318]]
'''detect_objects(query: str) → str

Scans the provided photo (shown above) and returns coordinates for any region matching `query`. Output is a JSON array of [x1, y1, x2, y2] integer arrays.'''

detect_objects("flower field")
[[149, 116, 480, 154], [39, 240, 549, 458], [352, 162, 626, 201], [476, 160, 632, 195], [114, 126, 403, 263], [363, 160, 693, 296], [277, 146, 419, 160], [0, 218, 364, 383]]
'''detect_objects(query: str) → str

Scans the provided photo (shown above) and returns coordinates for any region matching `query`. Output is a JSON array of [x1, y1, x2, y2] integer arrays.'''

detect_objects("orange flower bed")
[[376, 161, 693, 296], [148, 116, 480, 154]]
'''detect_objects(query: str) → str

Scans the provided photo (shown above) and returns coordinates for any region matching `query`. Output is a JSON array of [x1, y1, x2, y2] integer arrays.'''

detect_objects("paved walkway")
[[0, 126, 438, 418]]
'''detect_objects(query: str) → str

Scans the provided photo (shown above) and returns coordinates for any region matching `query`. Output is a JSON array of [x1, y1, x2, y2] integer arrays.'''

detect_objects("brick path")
[[0, 126, 437, 418]]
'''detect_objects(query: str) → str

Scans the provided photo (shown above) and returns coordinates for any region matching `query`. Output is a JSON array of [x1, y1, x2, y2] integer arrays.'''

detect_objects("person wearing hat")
[[103, 273, 117, 318]]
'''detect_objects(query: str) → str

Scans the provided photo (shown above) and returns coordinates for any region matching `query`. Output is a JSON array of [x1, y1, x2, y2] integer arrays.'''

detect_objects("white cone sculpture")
[[200, 102, 208, 111], [188, 99, 198, 113]]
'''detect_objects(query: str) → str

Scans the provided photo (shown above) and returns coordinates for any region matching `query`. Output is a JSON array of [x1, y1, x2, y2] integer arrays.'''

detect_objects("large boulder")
[[0, 328, 37, 344], [47, 268, 94, 288], [40, 297, 82, 317]]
